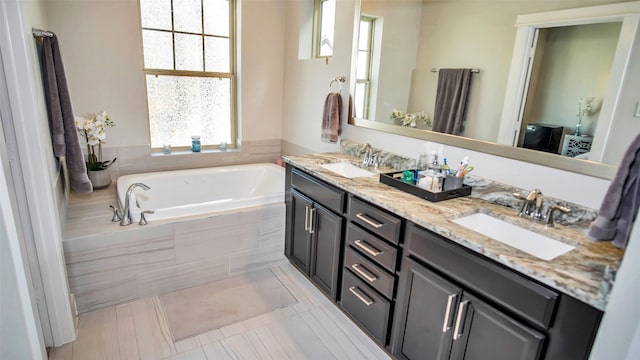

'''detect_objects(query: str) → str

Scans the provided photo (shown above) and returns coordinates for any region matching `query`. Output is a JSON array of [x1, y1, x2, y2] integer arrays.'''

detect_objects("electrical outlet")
[[635, 101, 640, 118]]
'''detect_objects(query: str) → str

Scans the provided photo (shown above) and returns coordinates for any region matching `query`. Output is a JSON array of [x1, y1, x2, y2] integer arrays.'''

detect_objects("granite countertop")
[[282, 152, 624, 311]]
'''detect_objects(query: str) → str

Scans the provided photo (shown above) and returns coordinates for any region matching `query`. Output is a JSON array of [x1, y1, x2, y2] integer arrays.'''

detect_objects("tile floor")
[[48, 263, 392, 360]]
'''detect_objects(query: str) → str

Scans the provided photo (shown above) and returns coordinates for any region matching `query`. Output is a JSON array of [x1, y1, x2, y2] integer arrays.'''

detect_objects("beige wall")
[[45, 0, 285, 150]]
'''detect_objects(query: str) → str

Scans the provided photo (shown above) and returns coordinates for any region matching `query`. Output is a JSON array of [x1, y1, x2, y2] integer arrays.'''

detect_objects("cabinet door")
[[289, 190, 313, 274], [310, 203, 344, 299], [449, 294, 545, 360], [394, 258, 462, 360]]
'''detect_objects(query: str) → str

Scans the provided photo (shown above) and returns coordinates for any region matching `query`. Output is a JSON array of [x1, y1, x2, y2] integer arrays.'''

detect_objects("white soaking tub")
[[116, 163, 285, 222]]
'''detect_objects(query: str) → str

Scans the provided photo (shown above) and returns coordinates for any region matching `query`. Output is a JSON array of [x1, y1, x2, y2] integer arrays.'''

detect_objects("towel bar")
[[328, 76, 346, 93]]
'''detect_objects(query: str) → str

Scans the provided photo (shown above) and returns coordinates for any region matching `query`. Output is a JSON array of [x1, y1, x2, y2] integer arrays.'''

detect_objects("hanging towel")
[[588, 134, 640, 249], [321, 92, 342, 143], [41, 34, 92, 193], [432, 69, 472, 135]]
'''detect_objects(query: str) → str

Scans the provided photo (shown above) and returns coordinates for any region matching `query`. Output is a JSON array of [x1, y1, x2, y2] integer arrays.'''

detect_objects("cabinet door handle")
[[356, 213, 384, 228], [349, 286, 374, 306], [304, 206, 310, 231], [354, 240, 382, 257], [309, 208, 316, 234], [453, 300, 470, 340], [441, 294, 457, 333], [351, 264, 377, 282]]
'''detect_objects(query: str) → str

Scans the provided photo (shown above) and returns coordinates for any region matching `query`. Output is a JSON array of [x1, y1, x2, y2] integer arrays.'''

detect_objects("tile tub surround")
[[282, 152, 624, 311], [64, 185, 286, 313]]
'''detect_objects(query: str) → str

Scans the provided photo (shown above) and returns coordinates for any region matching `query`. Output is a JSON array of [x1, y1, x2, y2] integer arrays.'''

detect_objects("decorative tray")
[[379, 170, 472, 202]]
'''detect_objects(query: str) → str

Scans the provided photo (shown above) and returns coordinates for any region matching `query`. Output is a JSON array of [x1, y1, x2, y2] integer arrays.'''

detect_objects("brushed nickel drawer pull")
[[351, 264, 377, 282], [309, 208, 316, 234], [354, 240, 382, 257], [356, 213, 384, 228], [304, 206, 310, 231], [442, 294, 457, 333], [349, 286, 374, 306], [453, 300, 470, 340]]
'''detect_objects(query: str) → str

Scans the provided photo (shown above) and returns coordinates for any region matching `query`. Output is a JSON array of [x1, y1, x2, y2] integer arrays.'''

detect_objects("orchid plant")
[[574, 97, 595, 136], [75, 111, 117, 171], [391, 109, 432, 128]]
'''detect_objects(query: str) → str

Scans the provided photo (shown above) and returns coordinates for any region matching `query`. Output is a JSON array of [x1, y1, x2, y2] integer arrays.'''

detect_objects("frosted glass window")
[[140, 0, 172, 30], [205, 37, 230, 72], [139, 0, 236, 149], [146, 75, 231, 148], [175, 33, 204, 71], [173, 0, 203, 33], [142, 30, 174, 69], [204, 0, 230, 36]]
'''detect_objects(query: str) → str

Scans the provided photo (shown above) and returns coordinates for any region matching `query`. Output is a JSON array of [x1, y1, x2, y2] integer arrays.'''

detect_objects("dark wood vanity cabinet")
[[285, 166, 345, 300], [284, 163, 602, 359], [340, 196, 403, 346], [392, 222, 603, 360], [395, 257, 545, 360]]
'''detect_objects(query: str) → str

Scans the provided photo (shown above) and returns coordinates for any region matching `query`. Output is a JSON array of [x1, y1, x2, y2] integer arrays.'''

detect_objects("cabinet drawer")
[[341, 270, 391, 345], [346, 223, 398, 273], [406, 223, 558, 329], [291, 168, 345, 214], [349, 197, 402, 244], [344, 246, 395, 299]]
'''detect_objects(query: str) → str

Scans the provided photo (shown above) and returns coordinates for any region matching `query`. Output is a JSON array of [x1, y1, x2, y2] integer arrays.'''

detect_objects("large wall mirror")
[[348, 0, 640, 179]]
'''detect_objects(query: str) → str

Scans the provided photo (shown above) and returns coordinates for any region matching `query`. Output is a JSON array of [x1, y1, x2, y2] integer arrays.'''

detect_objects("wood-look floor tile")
[[195, 328, 224, 346], [264, 315, 337, 360], [201, 341, 236, 360], [162, 347, 207, 360], [48, 342, 73, 360], [253, 326, 293, 360], [115, 303, 140, 360], [131, 298, 176, 360], [220, 333, 263, 360], [72, 306, 120, 359]]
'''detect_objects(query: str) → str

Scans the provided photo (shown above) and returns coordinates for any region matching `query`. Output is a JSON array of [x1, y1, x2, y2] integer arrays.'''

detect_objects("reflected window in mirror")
[[313, 0, 336, 57], [355, 16, 375, 119]]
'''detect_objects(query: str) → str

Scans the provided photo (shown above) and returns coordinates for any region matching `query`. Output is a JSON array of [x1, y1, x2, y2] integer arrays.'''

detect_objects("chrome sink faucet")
[[120, 183, 150, 226], [359, 143, 379, 167], [513, 189, 570, 226]]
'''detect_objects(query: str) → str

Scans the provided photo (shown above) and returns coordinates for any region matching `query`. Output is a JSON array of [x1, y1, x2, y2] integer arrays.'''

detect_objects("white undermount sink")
[[452, 212, 575, 261], [319, 162, 375, 179]]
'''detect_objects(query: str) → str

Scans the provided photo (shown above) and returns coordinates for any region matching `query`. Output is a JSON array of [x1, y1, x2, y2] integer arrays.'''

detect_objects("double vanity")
[[282, 150, 623, 360]]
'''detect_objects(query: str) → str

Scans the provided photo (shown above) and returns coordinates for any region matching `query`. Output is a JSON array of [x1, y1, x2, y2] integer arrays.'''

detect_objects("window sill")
[[151, 149, 238, 157]]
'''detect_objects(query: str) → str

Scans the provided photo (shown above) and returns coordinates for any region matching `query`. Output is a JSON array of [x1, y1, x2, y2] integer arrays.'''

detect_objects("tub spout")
[[120, 183, 151, 226]]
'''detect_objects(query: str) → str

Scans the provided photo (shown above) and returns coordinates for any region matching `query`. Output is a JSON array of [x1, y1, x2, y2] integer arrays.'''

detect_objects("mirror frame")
[[349, 1, 640, 180]]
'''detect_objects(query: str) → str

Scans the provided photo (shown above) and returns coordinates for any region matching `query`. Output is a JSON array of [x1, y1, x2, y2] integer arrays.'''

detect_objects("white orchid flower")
[[87, 135, 100, 146]]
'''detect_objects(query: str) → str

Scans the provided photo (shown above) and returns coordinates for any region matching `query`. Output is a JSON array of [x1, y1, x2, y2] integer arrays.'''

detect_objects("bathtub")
[[116, 163, 285, 222]]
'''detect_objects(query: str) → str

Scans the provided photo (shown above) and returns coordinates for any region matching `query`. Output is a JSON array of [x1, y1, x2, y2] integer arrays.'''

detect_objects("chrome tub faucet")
[[120, 183, 150, 226]]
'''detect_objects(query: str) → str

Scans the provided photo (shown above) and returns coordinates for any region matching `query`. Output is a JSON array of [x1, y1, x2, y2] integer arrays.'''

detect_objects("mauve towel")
[[321, 92, 342, 143], [432, 69, 472, 135], [588, 133, 640, 248], [42, 34, 92, 193]]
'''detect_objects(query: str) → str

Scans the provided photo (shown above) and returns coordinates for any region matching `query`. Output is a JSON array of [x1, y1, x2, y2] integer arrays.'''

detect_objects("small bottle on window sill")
[[191, 136, 201, 152]]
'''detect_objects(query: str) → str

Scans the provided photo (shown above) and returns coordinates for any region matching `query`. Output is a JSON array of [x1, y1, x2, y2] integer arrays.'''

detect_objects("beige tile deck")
[[49, 263, 392, 360]]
